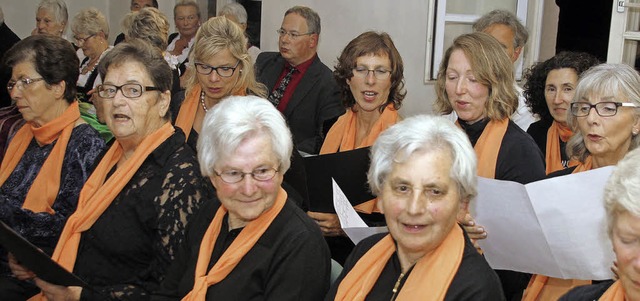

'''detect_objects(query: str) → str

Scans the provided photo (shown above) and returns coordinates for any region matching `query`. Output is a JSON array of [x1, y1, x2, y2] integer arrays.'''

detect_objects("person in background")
[[71, 7, 114, 142], [10, 39, 209, 300], [167, 0, 201, 78], [255, 6, 344, 155], [523, 63, 640, 301], [523, 51, 599, 174], [218, 2, 261, 63], [114, 0, 158, 45], [559, 147, 640, 300], [325, 115, 505, 300], [33, 0, 67, 37], [445, 9, 537, 131], [434, 32, 545, 300], [307, 31, 406, 264], [0, 35, 105, 299], [153, 96, 330, 301], [0, 5, 20, 108]]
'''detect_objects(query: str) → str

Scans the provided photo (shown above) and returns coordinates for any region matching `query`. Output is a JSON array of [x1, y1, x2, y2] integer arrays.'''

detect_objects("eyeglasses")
[[570, 101, 639, 117], [96, 84, 162, 99], [352, 66, 392, 80], [194, 61, 240, 77], [74, 34, 96, 44], [214, 167, 279, 184], [7, 78, 45, 92], [276, 29, 314, 39]]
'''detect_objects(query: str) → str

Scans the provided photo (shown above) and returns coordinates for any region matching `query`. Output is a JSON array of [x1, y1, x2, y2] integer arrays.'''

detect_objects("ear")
[[308, 33, 318, 49], [456, 198, 470, 221], [157, 90, 171, 118], [513, 46, 523, 62], [51, 81, 66, 99], [632, 116, 640, 136]]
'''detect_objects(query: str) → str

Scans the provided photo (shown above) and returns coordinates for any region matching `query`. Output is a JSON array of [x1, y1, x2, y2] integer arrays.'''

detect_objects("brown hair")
[[333, 31, 406, 111], [434, 32, 517, 121]]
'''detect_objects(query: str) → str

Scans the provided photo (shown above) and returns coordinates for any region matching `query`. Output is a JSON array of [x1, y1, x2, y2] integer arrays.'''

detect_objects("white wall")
[[261, 0, 558, 118], [0, 0, 187, 44]]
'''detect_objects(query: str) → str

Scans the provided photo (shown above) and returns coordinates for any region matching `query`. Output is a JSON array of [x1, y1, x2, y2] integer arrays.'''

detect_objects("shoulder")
[[256, 52, 281, 66], [268, 199, 325, 242], [343, 233, 387, 266], [527, 119, 552, 135], [559, 280, 614, 301], [68, 124, 107, 157], [168, 32, 179, 43], [446, 232, 505, 300], [501, 120, 543, 157]]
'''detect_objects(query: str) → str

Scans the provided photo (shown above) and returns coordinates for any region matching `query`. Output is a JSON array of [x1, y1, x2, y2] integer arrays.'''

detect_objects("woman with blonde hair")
[[174, 16, 266, 150]]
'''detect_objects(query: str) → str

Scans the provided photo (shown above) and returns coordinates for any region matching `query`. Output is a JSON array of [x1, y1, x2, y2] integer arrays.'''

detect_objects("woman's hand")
[[459, 213, 487, 249], [34, 278, 82, 301], [307, 211, 345, 237], [8, 253, 35, 281]]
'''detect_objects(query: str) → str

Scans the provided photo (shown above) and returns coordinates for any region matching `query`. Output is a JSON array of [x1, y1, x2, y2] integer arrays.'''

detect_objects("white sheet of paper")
[[472, 166, 615, 280], [332, 178, 388, 244]]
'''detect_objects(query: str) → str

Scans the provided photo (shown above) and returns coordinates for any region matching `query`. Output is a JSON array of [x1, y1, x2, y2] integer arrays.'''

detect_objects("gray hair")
[[71, 8, 109, 38], [37, 0, 68, 34], [285, 6, 320, 35], [473, 9, 528, 49], [368, 115, 478, 203], [219, 2, 247, 24], [174, 0, 201, 20], [197, 95, 293, 176], [124, 7, 169, 50], [566, 63, 640, 163], [604, 147, 640, 236]]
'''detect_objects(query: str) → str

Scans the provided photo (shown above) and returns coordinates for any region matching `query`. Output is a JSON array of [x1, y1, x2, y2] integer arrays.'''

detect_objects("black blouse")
[[152, 196, 331, 301], [527, 119, 571, 170], [459, 118, 546, 184], [324, 227, 506, 301], [74, 129, 213, 300]]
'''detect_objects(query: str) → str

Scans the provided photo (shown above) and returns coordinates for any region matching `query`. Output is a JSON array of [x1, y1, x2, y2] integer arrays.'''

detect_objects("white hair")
[[604, 147, 640, 236], [218, 2, 247, 24]]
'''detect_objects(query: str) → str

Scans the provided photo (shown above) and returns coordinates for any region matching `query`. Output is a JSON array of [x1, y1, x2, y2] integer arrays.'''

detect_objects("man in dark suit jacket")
[[255, 6, 343, 155]]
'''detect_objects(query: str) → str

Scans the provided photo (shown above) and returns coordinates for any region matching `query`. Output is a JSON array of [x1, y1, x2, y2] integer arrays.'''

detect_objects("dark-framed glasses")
[[352, 66, 392, 80], [570, 101, 639, 117], [74, 33, 96, 44], [276, 29, 313, 39], [194, 61, 240, 77], [214, 167, 279, 184], [7, 78, 45, 92], [96, 84, 161, 99]]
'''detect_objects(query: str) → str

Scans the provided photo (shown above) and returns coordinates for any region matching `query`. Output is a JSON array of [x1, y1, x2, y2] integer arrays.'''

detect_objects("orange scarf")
[[457, 118, 508, 179], [320, 104, 398, 213], [545, 121, 579, 174], [333, 225, 464, 301], [320, 104, 398, 154], [174, 85, 202, 141], [0, 101, 80, 214], [521, 155, 593, 301], [28, 122, 175, 301], [598, 281, 625, 301], [181, 188, 287, 301]]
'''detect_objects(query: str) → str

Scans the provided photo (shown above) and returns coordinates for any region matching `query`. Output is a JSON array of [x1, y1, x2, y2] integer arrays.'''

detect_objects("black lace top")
[[0, 124, 105, 272], [73, 129, 213, 301]]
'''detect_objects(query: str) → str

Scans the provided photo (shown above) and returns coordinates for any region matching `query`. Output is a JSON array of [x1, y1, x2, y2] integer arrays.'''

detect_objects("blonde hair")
[[186, 16, 266, 98], [434, 32, 517, 120], [124, 7, 169, 50], [71, 7, 109, 38]]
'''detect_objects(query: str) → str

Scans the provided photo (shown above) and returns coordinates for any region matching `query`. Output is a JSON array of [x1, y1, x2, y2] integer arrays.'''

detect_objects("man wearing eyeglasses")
[[255, 6, 343, 155]]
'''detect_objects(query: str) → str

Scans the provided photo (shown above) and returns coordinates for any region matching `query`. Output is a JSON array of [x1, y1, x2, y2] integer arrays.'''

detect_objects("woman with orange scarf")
[[306, 31, 405, 264], [8, 40, 209, 300], [434, 32, 546, 300], [560, 148, 640, 301], [325, 115, 504, 300], [523, 64, 640, 300], [153, 96, 330, 301], [173, 16, 266, 150], [523, 51, 600, 174], [0, 35, 105, 298]]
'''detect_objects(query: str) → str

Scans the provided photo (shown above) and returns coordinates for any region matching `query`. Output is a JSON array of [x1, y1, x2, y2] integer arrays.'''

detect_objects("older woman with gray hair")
[[33, 0, 67, 37], [325, 115, 504, 300], [560, 147, 640, 300], [153, 95, 330, 301], [218, 2, 261, 62], [523, 63, 640, 300]]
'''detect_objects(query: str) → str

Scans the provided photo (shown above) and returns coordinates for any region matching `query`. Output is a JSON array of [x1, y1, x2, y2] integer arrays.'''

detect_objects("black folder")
[[303, 147, 375, 213], [0, 221, 90, 288]]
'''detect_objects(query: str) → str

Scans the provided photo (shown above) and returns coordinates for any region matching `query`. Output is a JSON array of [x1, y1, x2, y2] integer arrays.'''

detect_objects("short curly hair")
[[522, 51, 600, 122], [333, 31, 406, 111]]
